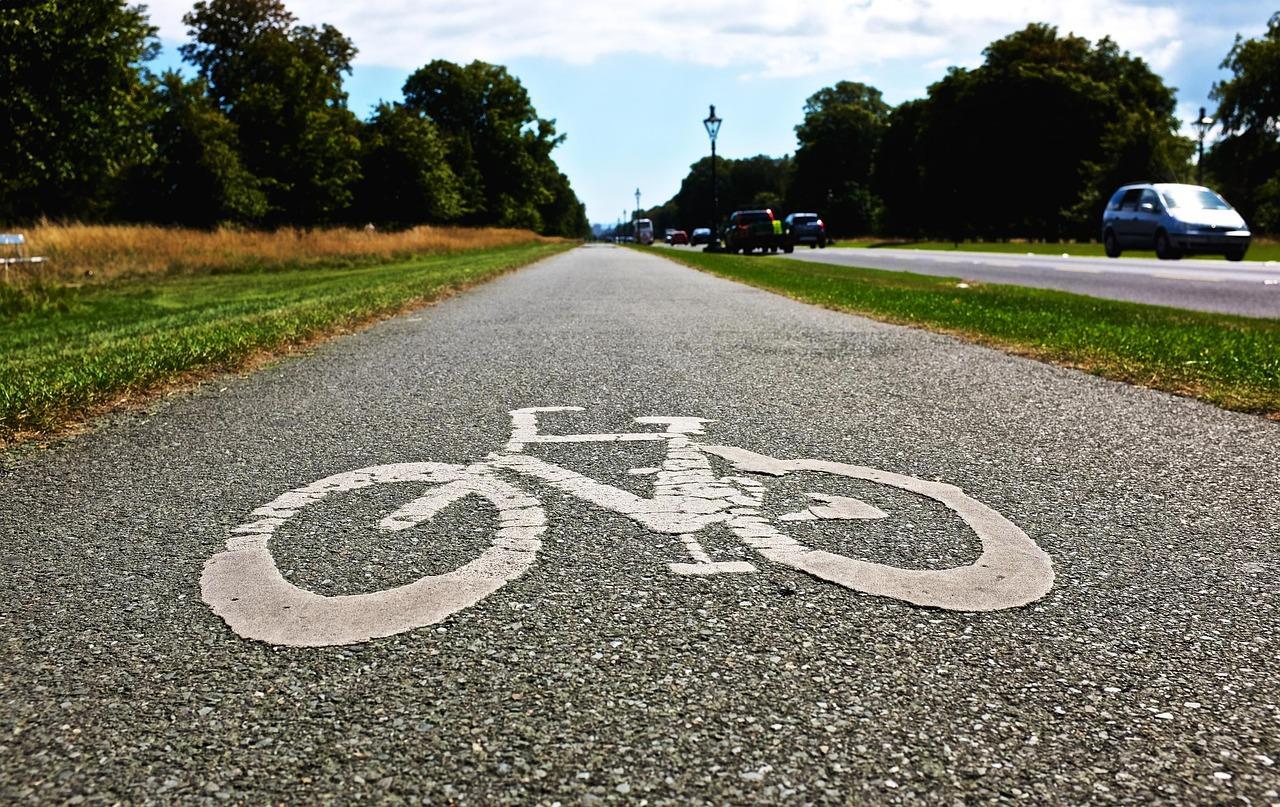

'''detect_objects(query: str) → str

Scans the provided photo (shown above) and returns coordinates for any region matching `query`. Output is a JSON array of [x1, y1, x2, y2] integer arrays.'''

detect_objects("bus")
[[635, 218, 655, 245]]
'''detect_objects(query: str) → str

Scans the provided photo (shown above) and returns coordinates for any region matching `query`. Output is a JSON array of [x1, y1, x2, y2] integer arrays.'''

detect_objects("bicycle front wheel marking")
[[706, 446, 1054, 611], [201, 463, 544, 647]]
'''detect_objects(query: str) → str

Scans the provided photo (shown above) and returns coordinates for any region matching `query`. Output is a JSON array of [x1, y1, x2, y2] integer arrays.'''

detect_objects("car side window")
[[1139, 189, 1161, 211], [1118, 189, 1141, 211]]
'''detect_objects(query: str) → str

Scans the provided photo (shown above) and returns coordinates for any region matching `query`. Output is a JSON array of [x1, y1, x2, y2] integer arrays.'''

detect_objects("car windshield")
[[1159, 188, 1232, 210]]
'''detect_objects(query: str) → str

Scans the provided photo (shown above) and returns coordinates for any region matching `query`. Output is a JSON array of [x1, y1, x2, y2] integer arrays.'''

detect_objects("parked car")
[[668, 229, 689, 246], [689, 227, 713, 246], [1102, 183, 1251, 261], [785, 212, 826, 248], [724, 209, 789, 254]]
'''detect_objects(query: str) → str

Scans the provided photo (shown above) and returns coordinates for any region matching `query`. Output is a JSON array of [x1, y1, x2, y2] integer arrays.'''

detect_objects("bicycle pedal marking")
[[202, 408, 1056, 648], [779, 494, 889, 522]]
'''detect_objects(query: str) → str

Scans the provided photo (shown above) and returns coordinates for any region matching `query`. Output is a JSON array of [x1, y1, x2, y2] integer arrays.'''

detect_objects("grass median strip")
[[651, 248, 1280, 418], [1, 241, 572, 440], [833, 239, 1280, 262]]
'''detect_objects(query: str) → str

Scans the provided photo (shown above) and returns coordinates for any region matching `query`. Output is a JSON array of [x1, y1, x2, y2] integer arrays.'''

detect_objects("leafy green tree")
[[789, 82, 890, 233], [402, 60, 573, 232], [1207, 12, 1280, 232], [1074, 107, 1193, 225], [355, 102, 463, 226], [873, 99, 927, 237], [1213, 12, 1280, 134], [180, 0, 362, 225], [119, 71, 266, 226], [728, 154, 792, 213], [538, 169, 590, 238], [0, 0, 158, 221], [908, 25, 1189, 240]]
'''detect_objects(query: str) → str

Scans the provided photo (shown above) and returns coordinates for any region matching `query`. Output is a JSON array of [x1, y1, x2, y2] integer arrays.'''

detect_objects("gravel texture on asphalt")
[[1, 244, 1277, 804]]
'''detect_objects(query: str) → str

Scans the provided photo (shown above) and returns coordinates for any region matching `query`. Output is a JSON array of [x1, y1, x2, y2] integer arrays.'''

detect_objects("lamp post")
[[703, 104, 722, 251], [635, 188, 641, 219], [1193, 106, 1214, 185]]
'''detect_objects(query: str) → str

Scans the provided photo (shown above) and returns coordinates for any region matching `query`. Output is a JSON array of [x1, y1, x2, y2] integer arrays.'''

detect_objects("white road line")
[[1147, 272, 1223, 282]]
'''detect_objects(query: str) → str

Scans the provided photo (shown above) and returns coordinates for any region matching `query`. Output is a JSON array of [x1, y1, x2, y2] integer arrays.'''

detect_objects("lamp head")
[[703, 105, 722, 143]]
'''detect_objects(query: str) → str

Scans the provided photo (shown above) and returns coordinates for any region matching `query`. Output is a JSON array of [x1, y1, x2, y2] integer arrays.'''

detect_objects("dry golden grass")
[[8, 223, 555, 282]]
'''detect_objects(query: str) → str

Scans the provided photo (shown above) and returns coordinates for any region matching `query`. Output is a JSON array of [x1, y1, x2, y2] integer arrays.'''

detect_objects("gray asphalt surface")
[[753, 245, 1280, 318], [2, 244, 1278, 803]]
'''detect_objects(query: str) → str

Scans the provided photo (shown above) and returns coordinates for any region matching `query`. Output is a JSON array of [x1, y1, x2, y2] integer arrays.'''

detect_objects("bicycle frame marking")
[[202, 407, 1055, 647]]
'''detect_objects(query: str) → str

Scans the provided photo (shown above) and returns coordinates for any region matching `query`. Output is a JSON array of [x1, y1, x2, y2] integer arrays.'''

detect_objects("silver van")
[[1102, 183, 1251, 261]]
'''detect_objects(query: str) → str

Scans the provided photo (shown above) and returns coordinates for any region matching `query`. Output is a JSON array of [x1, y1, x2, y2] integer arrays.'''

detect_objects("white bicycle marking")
[[779, 493, 889, 522], [202, 407, 1055, 647], [202, 463, 543, 647]]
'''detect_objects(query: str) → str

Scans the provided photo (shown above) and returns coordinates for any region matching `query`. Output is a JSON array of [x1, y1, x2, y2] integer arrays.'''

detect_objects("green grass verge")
[[833, 239, 1280, 262], [0, 242, 572, 439], [649, 247, 1280, 417]]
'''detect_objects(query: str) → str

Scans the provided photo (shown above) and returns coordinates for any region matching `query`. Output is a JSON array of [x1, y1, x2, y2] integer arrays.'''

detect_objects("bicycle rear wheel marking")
[[201, 463, 543, 647]]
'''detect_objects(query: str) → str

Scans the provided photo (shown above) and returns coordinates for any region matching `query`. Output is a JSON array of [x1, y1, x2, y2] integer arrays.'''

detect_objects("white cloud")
[[144, 0, 1186, 76]]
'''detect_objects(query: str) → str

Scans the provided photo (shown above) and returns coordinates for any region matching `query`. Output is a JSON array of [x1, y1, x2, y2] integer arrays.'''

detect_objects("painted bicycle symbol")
[[202, 407, 1054, 646]]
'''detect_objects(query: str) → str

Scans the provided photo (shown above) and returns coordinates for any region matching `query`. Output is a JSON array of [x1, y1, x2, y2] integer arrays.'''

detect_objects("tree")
[[873, 100, 927, 237], [354, 102, 463, 226], [538, 169, 590, 238], [180, 0, 362, 225], [402, 60, 573, 232], [1213, 12, 1280, 135], [0, 0, 158, 221], [789, 82, 890, 234], [1207, 12, 1280, 232], [905, 24, 1188, 240], [118, 72, 266, 226]]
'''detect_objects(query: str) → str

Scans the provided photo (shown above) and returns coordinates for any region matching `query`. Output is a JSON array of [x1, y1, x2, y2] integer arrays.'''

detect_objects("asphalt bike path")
[[755, 245, 1280, 318], [2, 244, 1277, 802]]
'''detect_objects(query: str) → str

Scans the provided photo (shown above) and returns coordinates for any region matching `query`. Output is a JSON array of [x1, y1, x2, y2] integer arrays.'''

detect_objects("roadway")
[[2, 245, 1277, 802], [746, 245, 1280, 318]]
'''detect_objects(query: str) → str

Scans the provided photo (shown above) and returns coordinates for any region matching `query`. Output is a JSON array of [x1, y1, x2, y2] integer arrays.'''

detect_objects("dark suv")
[[724, 209, 789, 254], [785, 213, 826, 248]]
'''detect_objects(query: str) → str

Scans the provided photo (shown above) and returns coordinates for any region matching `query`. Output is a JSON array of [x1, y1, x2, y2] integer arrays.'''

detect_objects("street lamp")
[[1193, 106, 1214, 185], [703, 104, 722, 251], [635, 188, 641, 218]]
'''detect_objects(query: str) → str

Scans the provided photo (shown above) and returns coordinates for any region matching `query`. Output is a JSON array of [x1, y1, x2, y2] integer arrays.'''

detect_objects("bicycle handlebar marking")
[[202, 408, 1055, 647]]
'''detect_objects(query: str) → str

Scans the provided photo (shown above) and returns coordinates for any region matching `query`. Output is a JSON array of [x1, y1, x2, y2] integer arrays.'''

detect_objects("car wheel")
[[1225, 248, 1246, 262], [784, 245, 794, 254], [1154, 230, 1182, 260], [1103, 230, 1121, 258]]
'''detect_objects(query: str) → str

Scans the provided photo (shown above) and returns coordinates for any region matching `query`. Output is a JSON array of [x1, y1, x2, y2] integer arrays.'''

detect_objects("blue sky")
[[145, 1, 1274, 226]]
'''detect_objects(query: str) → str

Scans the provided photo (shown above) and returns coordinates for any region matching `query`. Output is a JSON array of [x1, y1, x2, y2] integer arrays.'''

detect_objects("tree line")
[[640, 18, 1280, 240], [0, 0, 589, 237]]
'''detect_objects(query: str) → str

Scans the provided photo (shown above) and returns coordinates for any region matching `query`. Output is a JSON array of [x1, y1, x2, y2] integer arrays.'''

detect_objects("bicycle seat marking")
[[202, 407, 1055, 647]]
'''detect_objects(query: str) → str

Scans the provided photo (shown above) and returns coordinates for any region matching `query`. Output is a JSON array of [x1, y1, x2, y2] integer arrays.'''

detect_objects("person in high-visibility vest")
[[771, 212, 783, 252]]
